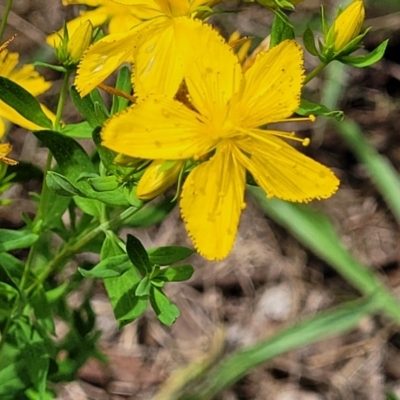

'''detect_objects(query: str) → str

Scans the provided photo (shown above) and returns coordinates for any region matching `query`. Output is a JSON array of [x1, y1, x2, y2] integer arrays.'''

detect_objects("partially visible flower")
[[325, 0, 365, 53], [0, 143, 17, 166], [228, 31, 252, 64], [101, 33, 339, 260], [75, 0, 217, 98], [0, 50, 54, 136], [136, 160, 184, 200], [46, 0, 156, 48]]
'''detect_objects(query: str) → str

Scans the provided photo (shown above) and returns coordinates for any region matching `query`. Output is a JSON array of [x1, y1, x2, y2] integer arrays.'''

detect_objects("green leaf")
[[73, 196, 102, 218], [100, 236, 147, 327], [34, 129, 124, 209], [183, 297, 379, 399], [297, 99, 344, 121], [126, 234, 151, 276], [269, 11, 294, 48], [70, 85, 102, 129], [111, 66, 132, 115], [0, 77, 52, 129], [92, 127, 121, 175], [148, 246, 194, 265], [91, 89, 109, 123], [0, 253, 24, 290], [107, 270, 148, 328], [79, 254, 131, 278], [123, 184, 143, 207], [34, 130, 96, 182], [60, 121, 93, 138], [0, 230, 38, 252], [303, 25, 318, 56], [340, 40, 388, 68], [46, 171, 84, 196], [30, 286, 55, 334], [0, 343, 28, 398], [157, 264, 194, 282], [150, 286, 179, 326], [135, 276, 151, 296], [86, 175, 120, 192]]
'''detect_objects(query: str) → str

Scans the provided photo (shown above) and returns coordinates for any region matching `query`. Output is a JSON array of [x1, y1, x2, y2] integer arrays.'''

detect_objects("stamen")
[[269, 114, 316, 124], [98, 83, 137, 103], [249, 128, 311, 147]]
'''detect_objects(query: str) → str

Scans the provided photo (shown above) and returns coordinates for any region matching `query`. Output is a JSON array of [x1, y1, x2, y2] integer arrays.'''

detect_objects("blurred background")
[[2, 0, 400, 398]]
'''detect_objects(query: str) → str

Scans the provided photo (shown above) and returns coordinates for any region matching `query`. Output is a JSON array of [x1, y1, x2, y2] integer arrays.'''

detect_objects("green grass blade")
[[334, 118, 400, 224], [175, 297, 379, 400], [249, 186, 400, 324]]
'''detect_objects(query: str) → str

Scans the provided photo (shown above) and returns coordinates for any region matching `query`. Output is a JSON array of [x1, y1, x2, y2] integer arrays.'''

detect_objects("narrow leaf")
[[79, 254, 131, 278], [46, 171, 84, 196], [340, 40, 388, 68], [0, 77, 52, 129], [70, 85, 102, 129], [148, 246, 194, 265], [157, 264, 195, 282], [126, 234, 151, 276], [150, 286, 180, 326], [0, 230, 38, 252], [297, 99, 344, 121]]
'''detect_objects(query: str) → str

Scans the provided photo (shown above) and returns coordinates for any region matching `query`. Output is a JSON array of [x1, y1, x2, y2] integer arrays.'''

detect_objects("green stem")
[[0, 0, 13, 43], [28, 205, 141, 292], [23, 71, 71, 275], [304, 62, 327, 85], [0, 70, 72, 355], [54, 70, 71, 131]]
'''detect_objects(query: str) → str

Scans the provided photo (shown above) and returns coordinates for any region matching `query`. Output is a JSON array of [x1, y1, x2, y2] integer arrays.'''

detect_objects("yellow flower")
[[0, 143, 17, 165], [136, 160, 184, 200], [74, 0, 216, 97], [0, 50, 54, 137], [328, 0, 365, 52], [101, 33, 339, 260], [46, 0, 154, 48]]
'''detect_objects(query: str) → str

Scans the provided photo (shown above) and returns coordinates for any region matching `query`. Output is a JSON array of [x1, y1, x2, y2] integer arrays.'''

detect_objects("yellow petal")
[[133, 17, 204, 98], [234, 136, 339, 202], [107, 12, 146, 33], [102, 96, 216, 159], [0, 50, 51, 97], [75, 27, 142, 96], [0, 100, 55, 131], [233, 40, 304, 128], [0, 117, 8, 138], [180, 142, 246, 260], [185, 23, 241, 123]]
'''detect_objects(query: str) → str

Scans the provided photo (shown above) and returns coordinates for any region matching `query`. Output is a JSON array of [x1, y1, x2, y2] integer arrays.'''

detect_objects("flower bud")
[[136, 160, 183, 200], [67, 21, 93, 64], [53, 21, 93, 67], [328, 0, 365, 53]]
